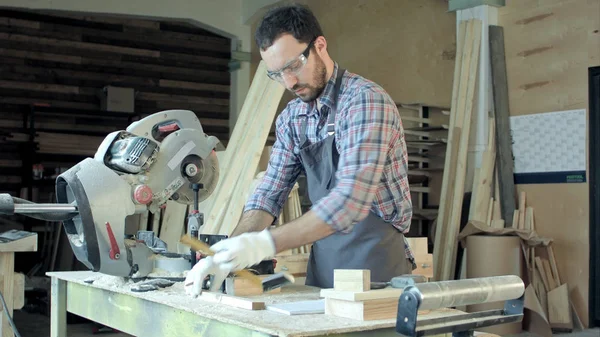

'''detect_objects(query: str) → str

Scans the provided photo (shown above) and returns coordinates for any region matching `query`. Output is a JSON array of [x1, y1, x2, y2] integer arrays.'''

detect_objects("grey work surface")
[[46, 271, 464, 337]]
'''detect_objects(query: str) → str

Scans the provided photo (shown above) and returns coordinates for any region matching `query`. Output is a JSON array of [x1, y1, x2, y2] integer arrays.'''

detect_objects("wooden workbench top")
[[47, 271, 464, 337]]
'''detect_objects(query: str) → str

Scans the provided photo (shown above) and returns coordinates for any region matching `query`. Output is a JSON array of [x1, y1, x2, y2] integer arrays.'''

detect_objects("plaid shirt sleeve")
[[311, 89, 402, 232], [244, 110, 302, 219]]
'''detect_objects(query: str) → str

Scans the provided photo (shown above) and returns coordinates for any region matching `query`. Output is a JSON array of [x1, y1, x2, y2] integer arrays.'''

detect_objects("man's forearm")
[[269, 210, 336, 253], [231, 209, 274, 237]]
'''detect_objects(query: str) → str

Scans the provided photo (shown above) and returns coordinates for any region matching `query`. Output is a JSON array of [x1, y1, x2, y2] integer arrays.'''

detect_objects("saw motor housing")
[[55, 110, 220, 278]]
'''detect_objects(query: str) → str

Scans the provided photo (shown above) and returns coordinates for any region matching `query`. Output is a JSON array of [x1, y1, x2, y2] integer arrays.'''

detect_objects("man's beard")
[[290, 55, 328, 102]]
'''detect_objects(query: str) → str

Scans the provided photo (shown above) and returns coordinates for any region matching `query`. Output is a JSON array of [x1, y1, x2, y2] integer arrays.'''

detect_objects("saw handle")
[[180, 235, 262, 288]]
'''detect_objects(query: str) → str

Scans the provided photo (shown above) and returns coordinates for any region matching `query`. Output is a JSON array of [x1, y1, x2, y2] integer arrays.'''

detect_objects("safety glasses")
[[266, 38, 316, 82]]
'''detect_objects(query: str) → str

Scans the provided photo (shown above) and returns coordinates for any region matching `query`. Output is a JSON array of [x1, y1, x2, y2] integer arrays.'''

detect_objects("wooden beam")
[[489, 25, 517, 227]]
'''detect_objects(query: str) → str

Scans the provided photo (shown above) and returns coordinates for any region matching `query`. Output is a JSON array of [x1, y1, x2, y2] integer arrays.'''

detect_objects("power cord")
[[0, 289, 21, 337]]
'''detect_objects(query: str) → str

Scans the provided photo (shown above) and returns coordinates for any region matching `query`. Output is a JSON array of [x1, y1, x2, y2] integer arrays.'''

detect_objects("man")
[[185, 4, 414, 297]]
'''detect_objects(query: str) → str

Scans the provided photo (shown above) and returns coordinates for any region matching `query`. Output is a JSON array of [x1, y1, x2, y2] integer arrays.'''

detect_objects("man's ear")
[[314, 36, 327, 54]]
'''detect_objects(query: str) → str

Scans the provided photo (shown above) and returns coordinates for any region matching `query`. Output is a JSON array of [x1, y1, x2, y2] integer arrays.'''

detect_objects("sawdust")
[[85, 274, 133, 288], [146, 268, 189, 278]]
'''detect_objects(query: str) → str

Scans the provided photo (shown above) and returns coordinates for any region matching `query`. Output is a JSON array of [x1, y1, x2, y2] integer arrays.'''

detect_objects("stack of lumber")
[[196, 60, 284, 236], [432, 18, 482, 281]]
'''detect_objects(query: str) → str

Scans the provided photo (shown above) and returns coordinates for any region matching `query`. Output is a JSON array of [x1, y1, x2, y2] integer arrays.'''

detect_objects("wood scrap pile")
[[513, 192, 582, 333]]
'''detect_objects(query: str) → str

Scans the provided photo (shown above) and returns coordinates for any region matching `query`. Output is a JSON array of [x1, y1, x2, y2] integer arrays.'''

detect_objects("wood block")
[[405, 237, 428, 256], [547, 284, 572, 331], [225, 275, 282, 297], [274, 254, 309, 277], [325, 297, 398, 321], [413, 254, 433, 280], [334, 269, 370, 292]]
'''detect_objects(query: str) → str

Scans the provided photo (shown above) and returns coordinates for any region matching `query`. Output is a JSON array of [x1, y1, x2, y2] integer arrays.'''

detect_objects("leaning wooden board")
[[49, 271, 470, 337]]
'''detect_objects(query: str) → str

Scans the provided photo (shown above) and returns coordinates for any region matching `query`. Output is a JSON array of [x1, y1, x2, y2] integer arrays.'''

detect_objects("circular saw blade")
[[196, 150, 219, 202]]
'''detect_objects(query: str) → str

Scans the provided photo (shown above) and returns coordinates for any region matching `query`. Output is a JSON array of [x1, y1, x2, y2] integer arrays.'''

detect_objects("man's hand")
[[184, 230, 276, 298], [211, 229, 276, 271], [184, 256, 231, 298]]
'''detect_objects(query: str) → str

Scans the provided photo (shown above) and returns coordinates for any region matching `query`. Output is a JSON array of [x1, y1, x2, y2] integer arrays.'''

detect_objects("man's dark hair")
[[254, 4, 323, 51]]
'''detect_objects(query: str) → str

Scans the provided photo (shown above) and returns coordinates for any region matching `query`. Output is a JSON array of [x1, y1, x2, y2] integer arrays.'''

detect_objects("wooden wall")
[[0, 8, 231, 139], [0, 8, 232, 197], [499, 0, 600, 327]]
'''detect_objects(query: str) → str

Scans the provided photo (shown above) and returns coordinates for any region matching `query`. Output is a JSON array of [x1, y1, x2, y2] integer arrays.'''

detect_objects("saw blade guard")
[[95, 109, 220, 211]]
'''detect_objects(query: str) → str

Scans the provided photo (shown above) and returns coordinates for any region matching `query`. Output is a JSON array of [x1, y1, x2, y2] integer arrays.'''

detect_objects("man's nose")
[[282, 75, 298, 90]]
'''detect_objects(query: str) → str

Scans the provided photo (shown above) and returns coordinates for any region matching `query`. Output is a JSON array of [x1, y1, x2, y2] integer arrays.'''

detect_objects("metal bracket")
[[396, 294, 525, 336]]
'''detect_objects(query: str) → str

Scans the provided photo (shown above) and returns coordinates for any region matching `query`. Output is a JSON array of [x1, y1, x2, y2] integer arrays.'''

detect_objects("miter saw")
[[0, 109, 273, 284]]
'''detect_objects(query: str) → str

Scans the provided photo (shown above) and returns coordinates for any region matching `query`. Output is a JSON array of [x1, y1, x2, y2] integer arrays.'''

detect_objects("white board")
[[266, 299, 325, 315], [509, 109, 586, 184]]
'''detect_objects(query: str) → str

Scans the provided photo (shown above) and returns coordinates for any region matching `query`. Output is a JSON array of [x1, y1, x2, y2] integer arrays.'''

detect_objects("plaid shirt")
[[245, 63, 414, 265]]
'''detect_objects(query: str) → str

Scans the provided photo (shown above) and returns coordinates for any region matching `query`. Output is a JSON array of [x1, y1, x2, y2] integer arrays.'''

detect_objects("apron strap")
[[326, 68, 346, 135], [298, 67, 346, 147]]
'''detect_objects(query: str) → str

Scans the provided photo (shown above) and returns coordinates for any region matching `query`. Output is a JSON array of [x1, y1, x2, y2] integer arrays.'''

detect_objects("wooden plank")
[[435, 19, 482, 281], [433, 19, 468, 282], [325, 297, 398, 321], [333, 270, 370, 292], [547, 283, 572, 330], [320, 288, 404, 302], [518, 191, 526, 229], [199, 291, 266, 310], [158, 201, 188, 251], [443, 19, 482, 280], [200, 61, 284, 236], [489, 25, 517, 227], [0, 32, 160, 58], [542, 259, 557, 290], [469, 117, 496, 222], [546, 245, 561, 285], [0, 252, 14, 337], [159, 79, 229, 93]]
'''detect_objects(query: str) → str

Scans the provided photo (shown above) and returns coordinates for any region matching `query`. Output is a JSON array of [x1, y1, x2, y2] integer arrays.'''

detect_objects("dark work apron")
[[300, 68, 411, 289]]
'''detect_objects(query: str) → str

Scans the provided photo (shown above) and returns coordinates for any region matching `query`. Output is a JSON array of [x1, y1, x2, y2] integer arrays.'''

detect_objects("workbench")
[[46, 271, 481, 337]]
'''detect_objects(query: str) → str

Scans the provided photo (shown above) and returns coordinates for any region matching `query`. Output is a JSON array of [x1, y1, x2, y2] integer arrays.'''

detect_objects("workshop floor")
[[13, 311, 132, 337], [11, 310, 599, 337]]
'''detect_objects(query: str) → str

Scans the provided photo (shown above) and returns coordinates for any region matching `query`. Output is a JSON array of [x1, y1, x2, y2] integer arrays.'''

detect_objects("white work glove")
[[184, 256, 230, 298], [211, 229, 276, 272]]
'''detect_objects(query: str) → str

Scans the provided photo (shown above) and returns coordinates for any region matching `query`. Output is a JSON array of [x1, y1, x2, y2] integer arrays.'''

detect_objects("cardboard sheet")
[[458, 220, 553, 248]]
